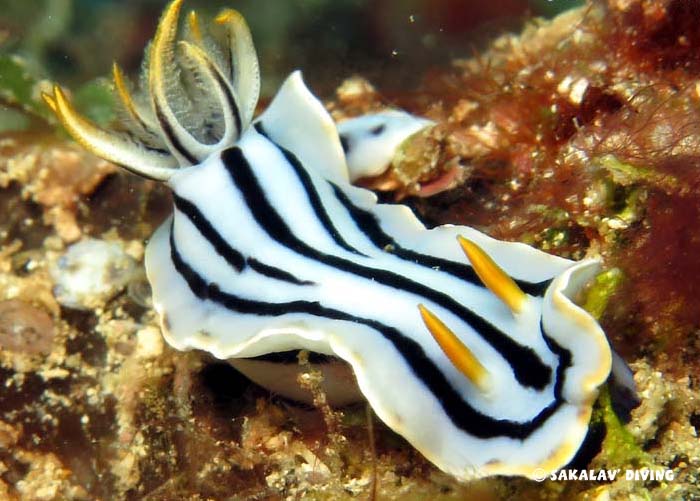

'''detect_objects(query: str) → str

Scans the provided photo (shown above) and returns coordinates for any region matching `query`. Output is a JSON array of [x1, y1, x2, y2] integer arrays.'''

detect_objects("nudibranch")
[[44, 0, 612, 480]]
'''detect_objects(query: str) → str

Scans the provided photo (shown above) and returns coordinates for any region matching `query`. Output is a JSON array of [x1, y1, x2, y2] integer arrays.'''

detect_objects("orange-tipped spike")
[[187, 10, 203, 43], [214, 8, 244, 25], [42, 92, 57, 112], [458, 236, 526, 314], [418, 304, 489, 391]]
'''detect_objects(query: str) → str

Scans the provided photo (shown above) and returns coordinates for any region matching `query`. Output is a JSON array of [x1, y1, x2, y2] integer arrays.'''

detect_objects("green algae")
[[71, 77, 115, 127], [0, 54, 51, 126], [0, 54, 115, 132], [579, 267, 649, 467], [582, 268, 623, 320], [580, 267, 651, 475], [615, 187, 646, 226], [520, 204, 573, 250], [594, 385, 650, 469], [597, 154, 678, 193]]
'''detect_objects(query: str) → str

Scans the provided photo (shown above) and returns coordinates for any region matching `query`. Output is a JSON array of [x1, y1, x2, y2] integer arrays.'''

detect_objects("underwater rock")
[[49, 237, 137, 310], [0, 299, 54, 355], [0, 134, 115, 243]]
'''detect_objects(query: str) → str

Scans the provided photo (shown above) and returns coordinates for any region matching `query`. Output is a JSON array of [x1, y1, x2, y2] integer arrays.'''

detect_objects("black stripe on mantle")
[[168, 224, 569, 440], [219, 145, 552, 390]]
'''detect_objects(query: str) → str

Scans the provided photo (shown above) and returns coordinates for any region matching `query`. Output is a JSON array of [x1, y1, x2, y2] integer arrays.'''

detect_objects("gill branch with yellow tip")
[[148, 0, 207, 164], [42, 0, 261, 181], [187, 10, 203, 43], [112, 62, 153, 135], [149, 0, 251, 162], [42, 85, 178, 180], [177, 39, 241, 146], [42, 92, 56, 113], [214, 8, 260, 126]]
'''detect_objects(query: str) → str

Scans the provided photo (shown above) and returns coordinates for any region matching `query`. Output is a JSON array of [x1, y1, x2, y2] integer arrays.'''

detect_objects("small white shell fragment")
[[135, 326, 164, 359], [569, 78, 589, 105], [50, 238, 137, 310]]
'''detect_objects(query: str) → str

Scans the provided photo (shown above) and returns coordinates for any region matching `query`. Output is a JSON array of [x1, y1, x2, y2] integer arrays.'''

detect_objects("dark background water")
[[0, 0, 581, 99]]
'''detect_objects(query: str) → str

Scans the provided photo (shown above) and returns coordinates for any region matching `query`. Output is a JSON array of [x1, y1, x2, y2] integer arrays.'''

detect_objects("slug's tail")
[[42, 0, 260, 181]]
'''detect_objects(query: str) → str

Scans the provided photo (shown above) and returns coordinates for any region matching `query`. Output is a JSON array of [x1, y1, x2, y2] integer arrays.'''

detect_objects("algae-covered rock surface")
[[1, 0, 699, 499]]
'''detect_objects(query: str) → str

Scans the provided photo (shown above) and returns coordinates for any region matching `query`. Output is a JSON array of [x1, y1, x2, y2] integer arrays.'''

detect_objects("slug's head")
[[43, 0, 259, 181]]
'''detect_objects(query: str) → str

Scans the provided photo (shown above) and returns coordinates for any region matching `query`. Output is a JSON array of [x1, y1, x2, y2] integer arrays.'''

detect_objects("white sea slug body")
[[44, 0, 612, 480]]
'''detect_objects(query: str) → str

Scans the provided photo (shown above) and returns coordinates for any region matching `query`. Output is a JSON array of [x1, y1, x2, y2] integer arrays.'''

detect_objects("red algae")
[[603, 164, 700, 365], [353, 0, 700, 378], [607, 0, 700, 75]]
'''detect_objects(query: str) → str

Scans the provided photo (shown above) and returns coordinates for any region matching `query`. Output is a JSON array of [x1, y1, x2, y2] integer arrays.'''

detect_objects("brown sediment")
[[0, 132, 116, 243], [0, 299, 54, 356]]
